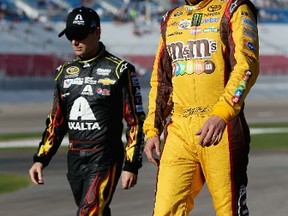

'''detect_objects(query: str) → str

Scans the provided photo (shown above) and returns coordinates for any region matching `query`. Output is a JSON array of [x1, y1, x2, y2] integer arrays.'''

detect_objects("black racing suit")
[[33, 42, 145, 216]]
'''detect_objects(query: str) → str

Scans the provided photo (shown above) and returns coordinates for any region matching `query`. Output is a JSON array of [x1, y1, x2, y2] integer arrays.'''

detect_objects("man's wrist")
[[145, 131, 159, 140], [145, 135, 159, 141]]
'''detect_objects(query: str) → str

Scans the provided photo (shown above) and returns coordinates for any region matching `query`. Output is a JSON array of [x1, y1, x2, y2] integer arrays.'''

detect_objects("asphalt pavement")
[[0, 149, 287, 216]]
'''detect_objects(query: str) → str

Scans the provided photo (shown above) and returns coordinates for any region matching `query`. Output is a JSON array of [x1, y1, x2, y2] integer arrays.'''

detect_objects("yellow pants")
[[153, 113, 249, 216]]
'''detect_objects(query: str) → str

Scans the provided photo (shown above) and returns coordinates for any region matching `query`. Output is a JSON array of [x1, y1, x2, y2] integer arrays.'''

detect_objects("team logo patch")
[[96, 88, 110, 96], [208, 5, 222, 12], [243, 27, 258, 40], [190, 27, 201, 35], [178, 20, 192, 29], [172, 60, 215, 76], [191, 13, 203, 26], [245, 41, 256, 51], [167, 39, 217, 62], [232, 71, 252, 104], [96, 68, 111, 76], [203, 27, 219, 33], [73, 14, 85, 25], [242, 18, 257, 29], [202, 17, 219, 23], [173, 11, 183, 17], [98, 78, 116, 85], [66, 66, 80, 75]]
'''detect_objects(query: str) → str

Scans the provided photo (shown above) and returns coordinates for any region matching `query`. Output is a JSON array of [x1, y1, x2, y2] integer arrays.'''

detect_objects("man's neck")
[[80, 42, 102, 60]]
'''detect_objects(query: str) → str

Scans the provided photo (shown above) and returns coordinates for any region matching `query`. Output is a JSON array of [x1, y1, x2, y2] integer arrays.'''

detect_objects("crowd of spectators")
[[113, 0, 169, 36], [1, 0, 288, 28], [252, 0, 288, 22], [0, 0, 28, 22], [252, 0, 288, 9]]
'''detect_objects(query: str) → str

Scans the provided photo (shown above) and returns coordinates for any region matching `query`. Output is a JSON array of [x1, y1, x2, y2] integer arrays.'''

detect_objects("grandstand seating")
[[1, 0, 288, 77], [0, 53, 65, 76], [260, 55, 288, 75]]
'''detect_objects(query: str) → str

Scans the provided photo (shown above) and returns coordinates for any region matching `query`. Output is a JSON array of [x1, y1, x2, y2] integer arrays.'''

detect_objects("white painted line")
[[250, 127, 288, 135], [0, 128, 287, 148]]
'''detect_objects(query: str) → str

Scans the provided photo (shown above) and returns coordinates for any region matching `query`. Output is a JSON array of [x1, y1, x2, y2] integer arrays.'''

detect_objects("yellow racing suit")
[[143, 0, 259, 215]]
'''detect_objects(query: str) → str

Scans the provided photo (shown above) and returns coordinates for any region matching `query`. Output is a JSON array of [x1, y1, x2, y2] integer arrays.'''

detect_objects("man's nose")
[[71, 39, 79, 45]]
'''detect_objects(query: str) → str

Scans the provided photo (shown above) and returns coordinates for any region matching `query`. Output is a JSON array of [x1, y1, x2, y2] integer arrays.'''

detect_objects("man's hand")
[[144, 136, 161, 166], [121, 171, 137, 189], [196, 115, 226, 147], [29, 162, 44, 185]]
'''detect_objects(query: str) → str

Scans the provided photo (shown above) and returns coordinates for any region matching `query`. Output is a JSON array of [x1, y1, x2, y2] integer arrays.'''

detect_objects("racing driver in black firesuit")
[[28, 6, 145, 216]]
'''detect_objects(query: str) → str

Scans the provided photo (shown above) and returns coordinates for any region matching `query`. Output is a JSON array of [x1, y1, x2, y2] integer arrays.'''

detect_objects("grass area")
[[0, 174, 30, 194], [250, 133, 288, 150], [0, 132, 42, 141], [248, 122, 288, 150], [251, 132, 288, 150]]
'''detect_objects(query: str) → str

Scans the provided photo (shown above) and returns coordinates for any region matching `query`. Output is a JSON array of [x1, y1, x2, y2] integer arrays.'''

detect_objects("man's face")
[[69, 29, 101, 59]]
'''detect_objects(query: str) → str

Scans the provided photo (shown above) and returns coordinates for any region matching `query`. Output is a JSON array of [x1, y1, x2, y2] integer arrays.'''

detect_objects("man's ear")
[[95, 28, 101, 40], [95, 28, 101, 35]]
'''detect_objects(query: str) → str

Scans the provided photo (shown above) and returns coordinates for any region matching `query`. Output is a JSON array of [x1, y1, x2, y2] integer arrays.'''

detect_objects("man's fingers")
[[144, 149, 157, 166], [144, 137, 161, 166], [126, 179, 135, 189], [121, 172, 137, 189], [148, 157, 159, 166], [198, 133, 206, 146], [146, 151, 159, 166], [30, 171, 43, 185], [213, 132, 223, 145], [29, 169, 37, 185], [31, 175, 39, 185], [201, 130, 224, 147], [155, 145, 161, 157], [202, 138, 212, 147], [122, 181, 129, 189], [29, 163, 44, 185], [122, 181, 135, 189], [146, 156, 159, 166], [144, 149, 154, 163], [37, 177, 44, 184], [36, 168, 43, 184]]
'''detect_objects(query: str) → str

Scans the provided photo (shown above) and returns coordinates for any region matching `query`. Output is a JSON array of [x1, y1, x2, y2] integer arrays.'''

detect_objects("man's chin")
[[74, 50, 83, 56]]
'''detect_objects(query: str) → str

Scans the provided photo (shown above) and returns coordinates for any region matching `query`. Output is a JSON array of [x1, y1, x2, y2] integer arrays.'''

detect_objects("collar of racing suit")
[[77, 41, 106, 64], [185, 0, 213, 9]]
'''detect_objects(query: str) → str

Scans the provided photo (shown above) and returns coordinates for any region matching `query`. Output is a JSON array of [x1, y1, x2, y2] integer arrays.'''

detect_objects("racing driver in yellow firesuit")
[[143, 0, 259, 215]]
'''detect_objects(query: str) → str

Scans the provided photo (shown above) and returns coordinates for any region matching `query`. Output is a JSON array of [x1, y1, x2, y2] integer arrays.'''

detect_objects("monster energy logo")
[[191, 13, 203, 26]]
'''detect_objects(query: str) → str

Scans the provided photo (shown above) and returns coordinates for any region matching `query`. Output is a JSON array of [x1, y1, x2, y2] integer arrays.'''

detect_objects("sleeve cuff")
[[33, 154, 50, 168], [145, 130, 159, 140], [123, 161, 142, 174], [211, 102, 238, 123]]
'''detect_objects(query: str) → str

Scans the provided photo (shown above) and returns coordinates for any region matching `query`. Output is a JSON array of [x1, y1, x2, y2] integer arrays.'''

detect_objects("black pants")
[[67, 142, 124, 216]]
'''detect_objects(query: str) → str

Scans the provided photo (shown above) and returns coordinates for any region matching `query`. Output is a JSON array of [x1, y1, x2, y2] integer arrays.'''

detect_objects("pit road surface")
[[0, 149, 287, 216]]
